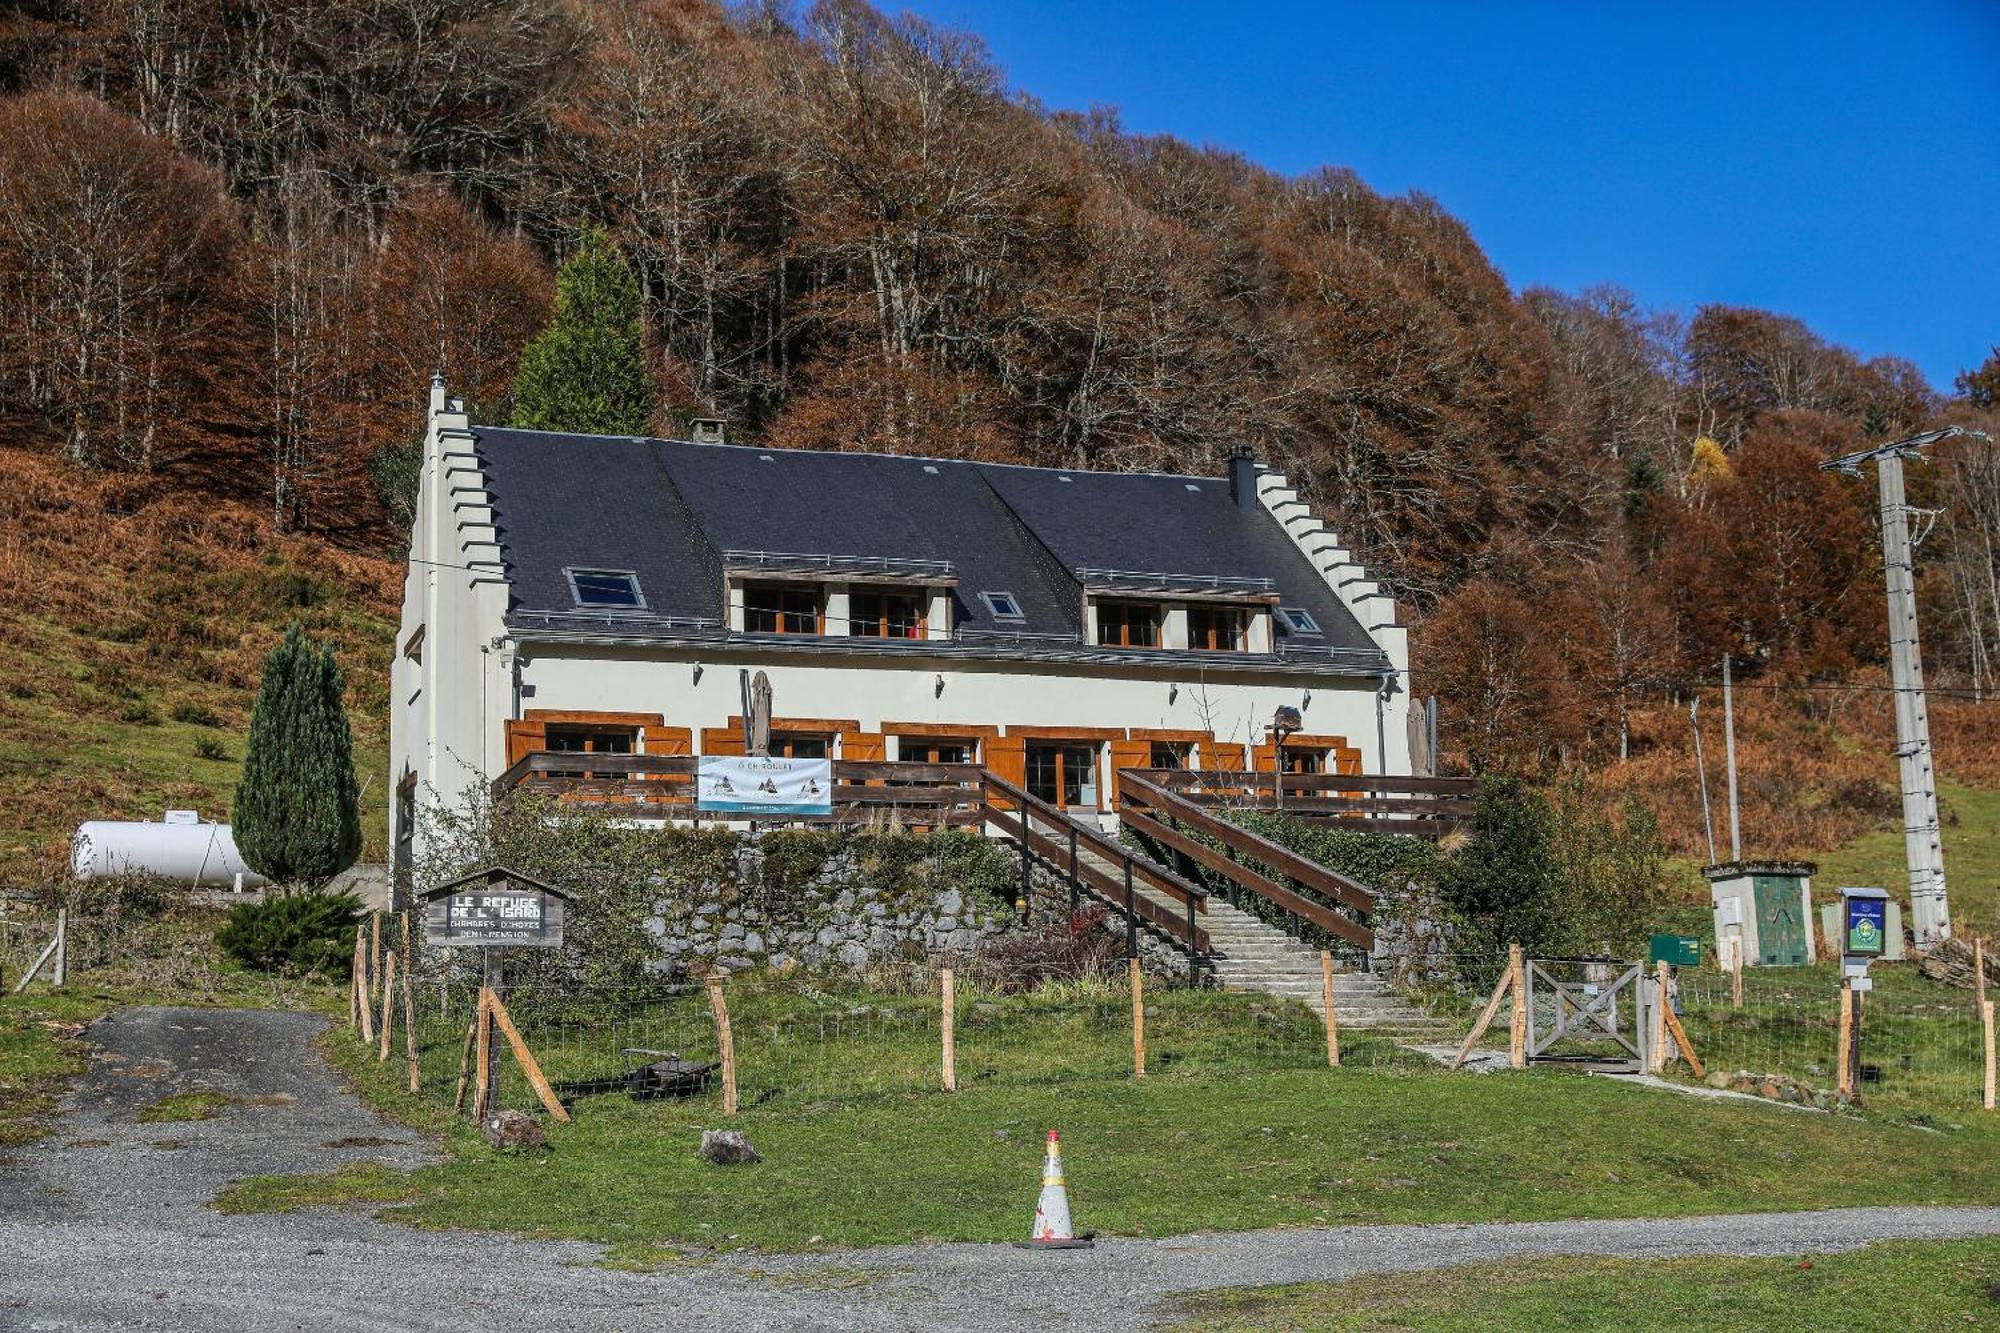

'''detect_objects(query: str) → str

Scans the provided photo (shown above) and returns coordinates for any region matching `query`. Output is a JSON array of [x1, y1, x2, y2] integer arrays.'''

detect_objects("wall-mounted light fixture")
[[1168, 682, 1179, 706], [1301, 688, 1312, 711], [934, 673, 947, 698], [692, 662, 705, 685]]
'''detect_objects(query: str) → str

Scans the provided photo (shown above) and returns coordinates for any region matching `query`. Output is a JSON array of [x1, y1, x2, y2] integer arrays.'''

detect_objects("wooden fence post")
[[1650, 961, 1671, 1074], [401, 952, 420, 1094], [1508, 943, 1527, 1070], [378, 951, 397, 1062], [1981, 998, 1994, 1112], [1836, 982, 1855, 1098], [369, 912, 382, 1008], [704, 973, 738, 1116], [52, 909, 66, 987], [358, 941, 377, 1044], [1730, 938, 1744, 1011], [1131, 958, 1146, 1078], [1977, 937, 1987, 1010], [472, 980, 492, 1112], [484, 990, 572, 1124], [350, 928, 364, 1034], [1450, 955, 1515, 1070], [940, 967, 958, 1093], [1320, 950, 1340, 1068]]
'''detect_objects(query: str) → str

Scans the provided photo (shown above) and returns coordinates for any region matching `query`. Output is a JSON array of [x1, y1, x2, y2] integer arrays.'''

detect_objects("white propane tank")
[[70, 812, 268, 888]]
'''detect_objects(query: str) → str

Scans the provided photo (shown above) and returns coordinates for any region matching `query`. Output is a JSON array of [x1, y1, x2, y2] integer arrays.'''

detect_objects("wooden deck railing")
[[1127, 767, 1476, 836], [491, 751, 1212, 964], [492, 752, 987, 828]]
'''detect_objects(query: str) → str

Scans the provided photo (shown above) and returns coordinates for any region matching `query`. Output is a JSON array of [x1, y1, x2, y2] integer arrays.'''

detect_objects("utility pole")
[[1821, 426, 1989, 945], [1723, 653, 1742, 862], [1689, 697, 1718, 865]]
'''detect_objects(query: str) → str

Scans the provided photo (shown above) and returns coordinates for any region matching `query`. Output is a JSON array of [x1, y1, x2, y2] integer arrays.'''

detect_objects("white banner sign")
[[697, 755, 834, 816]]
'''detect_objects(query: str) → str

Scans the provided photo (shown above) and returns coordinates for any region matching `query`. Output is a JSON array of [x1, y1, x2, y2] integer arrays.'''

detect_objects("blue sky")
[[896, 1, 2000, 393]]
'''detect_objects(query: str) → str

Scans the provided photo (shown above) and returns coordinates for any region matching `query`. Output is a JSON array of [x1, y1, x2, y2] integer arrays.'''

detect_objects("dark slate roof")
[[471, 427, 1387, 671]]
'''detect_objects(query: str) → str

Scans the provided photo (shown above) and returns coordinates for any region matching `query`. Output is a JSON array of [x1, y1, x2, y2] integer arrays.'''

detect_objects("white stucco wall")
[[519, 642, 1387, 762]]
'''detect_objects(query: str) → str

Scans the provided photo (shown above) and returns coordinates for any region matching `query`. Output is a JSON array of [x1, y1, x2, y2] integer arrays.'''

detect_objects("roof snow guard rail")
[[513, 610, 725, 630], [1074, 567, 1276, 597], [722, 550, 956, 582]]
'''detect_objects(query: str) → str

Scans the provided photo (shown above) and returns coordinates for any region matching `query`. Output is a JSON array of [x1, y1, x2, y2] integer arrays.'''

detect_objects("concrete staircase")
[[1193, 894, 1448, 1036], [1062, 838, 1448, 1039]]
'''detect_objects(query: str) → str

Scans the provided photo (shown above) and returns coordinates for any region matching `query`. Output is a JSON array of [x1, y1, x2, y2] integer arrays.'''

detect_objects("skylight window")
[[1276, 607, 1321, 635], [979, 591, 1025, 622], [566, 569, 645, 609]]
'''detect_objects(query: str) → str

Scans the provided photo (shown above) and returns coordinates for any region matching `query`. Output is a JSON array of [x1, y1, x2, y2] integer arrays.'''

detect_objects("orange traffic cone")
[[1015, 1130, 1094, 1249]]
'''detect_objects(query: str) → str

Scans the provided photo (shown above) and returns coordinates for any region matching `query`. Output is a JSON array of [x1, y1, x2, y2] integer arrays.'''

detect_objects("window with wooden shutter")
[[505, 719, 547, 766], [985, 735, 1027, 808], [1209, 741, 1247, 771], [701, 726, 746, 757], [1107, 737, 1150, 806]]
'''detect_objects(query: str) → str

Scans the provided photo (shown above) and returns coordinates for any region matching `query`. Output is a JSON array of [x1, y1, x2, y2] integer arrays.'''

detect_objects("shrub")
[[193, 736, 230, 761], [972, 905, 1123, 993], [216, 890, 361, 977], [233, 623, 361, 885], [170, 700, 222, 727]]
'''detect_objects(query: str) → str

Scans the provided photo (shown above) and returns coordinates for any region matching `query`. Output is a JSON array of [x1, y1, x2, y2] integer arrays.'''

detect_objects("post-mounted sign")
[[421, 866, 569, 949]]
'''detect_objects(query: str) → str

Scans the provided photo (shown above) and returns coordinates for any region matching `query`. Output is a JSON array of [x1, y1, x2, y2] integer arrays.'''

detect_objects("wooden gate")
[[1524, 958, 1645, 1072]]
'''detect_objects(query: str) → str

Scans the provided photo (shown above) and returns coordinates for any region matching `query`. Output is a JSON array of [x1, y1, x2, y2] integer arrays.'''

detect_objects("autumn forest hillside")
[[1, 0, 1998, 896]]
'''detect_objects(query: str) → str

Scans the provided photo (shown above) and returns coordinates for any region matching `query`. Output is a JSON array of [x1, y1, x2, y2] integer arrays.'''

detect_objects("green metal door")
[[1753, 876, 1808, 965]]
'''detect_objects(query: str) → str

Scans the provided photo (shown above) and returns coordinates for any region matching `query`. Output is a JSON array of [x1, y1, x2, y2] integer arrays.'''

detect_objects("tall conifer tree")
[[233, 624, 361, 885], [509, 227, 654, 435]]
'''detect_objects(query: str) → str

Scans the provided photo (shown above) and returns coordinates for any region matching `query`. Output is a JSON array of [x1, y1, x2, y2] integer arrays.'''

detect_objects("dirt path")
[[3, 1006, 1997, 1331]]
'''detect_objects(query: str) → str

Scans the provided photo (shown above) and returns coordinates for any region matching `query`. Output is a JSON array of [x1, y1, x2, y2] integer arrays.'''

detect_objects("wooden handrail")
[[1120, 806, 1367, 948], [979, 769, 1204, 907], [978, 803, 1209, 954], [1121, 771, 1375, 913]]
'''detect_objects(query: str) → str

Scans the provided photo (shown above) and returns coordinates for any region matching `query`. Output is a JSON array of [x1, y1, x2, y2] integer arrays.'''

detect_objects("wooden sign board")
[[421, 867, 568, 949]]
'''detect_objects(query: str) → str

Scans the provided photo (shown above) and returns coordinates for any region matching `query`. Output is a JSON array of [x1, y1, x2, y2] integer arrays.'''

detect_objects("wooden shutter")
[[838, 731, 887, 763], [643, 727, 693, 756], [1335, 745, 1363, 776], [504, 719, 546, 766], [985, 735, 1026, 809], [1208, 741, 1246, 771], [700, 726, 745, 757], [1251, 743, 1277, 772], [1107, 738, 1150, 808]]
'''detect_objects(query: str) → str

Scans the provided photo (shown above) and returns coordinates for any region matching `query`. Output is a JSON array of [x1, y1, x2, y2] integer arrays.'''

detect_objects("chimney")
[[1227, 445, 1258, 510], [690, 416, 727, 445]]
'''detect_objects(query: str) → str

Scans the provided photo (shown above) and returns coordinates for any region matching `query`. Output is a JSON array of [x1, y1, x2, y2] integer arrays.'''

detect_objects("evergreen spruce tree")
[[233, 624, 362, 886], [509, 227, 655, 435]]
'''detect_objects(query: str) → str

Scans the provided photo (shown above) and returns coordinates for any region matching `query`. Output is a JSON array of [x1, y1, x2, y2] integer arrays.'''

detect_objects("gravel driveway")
[[3, 1006, 1997, 1331]]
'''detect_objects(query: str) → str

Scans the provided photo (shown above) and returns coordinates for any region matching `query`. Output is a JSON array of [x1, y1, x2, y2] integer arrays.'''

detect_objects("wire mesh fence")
[[341, 917, 1994, 1124], [1426, 945, 1994, 1115], [375, 961, 1417, 1119], [1674, 963, 1991, 1115]]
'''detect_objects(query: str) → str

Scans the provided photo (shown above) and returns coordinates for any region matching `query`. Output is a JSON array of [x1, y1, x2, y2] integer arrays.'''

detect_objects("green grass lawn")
[[215, 982, 2000, 1254], [1164, 1236, 2000, 1331]]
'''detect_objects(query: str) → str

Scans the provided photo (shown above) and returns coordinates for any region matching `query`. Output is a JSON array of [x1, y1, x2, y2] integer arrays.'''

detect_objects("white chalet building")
[[390, 378, 1412, 872]]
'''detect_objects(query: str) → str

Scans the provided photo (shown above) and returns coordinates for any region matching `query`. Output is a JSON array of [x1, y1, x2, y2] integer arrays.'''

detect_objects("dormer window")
[[1188, 604, 1248, 652], [744, 583, 821, 634], [567, 569, 644, 609], [851, 586, 925, 639], [1096, 600, 1160, 648]]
